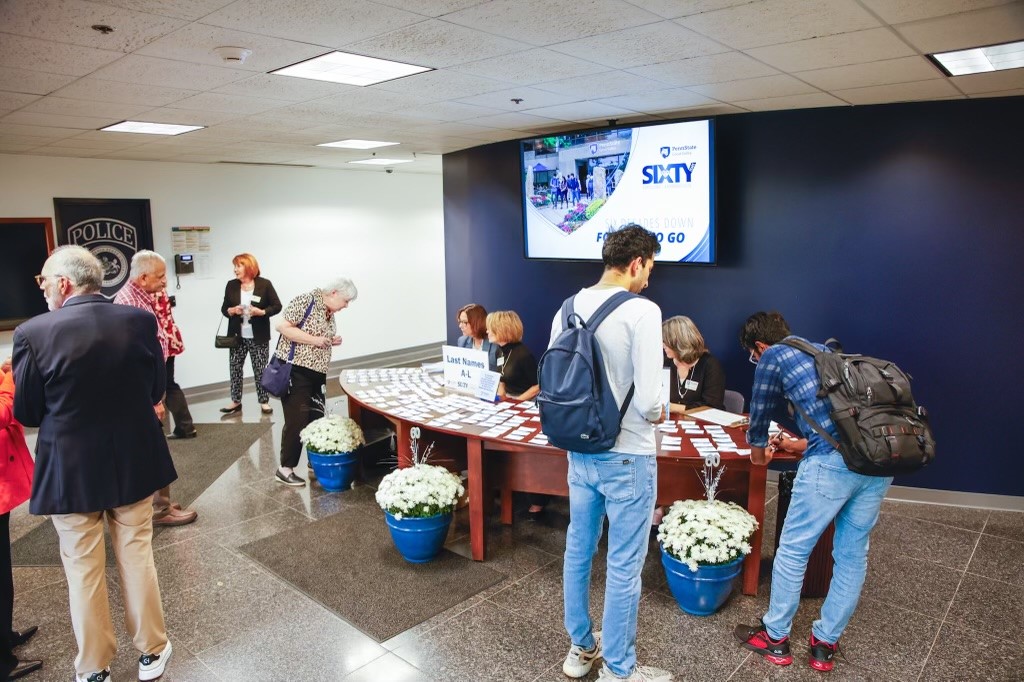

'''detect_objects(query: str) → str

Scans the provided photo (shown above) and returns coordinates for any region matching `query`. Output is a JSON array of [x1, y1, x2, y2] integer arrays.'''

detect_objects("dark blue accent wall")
[[443, 96, 1024, 498]]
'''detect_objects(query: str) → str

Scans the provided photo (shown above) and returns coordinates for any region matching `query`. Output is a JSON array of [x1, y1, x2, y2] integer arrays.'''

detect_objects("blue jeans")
[[763, 452, 892, 644], [564, 452, 657, 678]]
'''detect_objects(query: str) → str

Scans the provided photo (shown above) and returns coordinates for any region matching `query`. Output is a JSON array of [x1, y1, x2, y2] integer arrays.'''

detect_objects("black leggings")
[[1, 513, 16, 677], [279, 365, 326, 469]]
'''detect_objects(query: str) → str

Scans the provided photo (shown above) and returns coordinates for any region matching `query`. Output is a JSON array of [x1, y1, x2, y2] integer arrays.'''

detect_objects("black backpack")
[[781, 338, 936, 477], [537, 291, 638, 453]]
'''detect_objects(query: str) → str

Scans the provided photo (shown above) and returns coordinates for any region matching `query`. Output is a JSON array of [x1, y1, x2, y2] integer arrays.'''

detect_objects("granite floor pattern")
[[8, 393, 1023, 682]]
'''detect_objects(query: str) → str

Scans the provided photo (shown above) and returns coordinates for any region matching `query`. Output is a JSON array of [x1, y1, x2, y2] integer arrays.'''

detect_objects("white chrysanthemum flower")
[[300, 416, 366, 454], [656, 499, 758, 573], [375, 463, 464, 519]]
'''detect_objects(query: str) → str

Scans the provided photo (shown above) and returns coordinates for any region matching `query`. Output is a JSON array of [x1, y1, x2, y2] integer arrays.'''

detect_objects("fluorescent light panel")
[[271, 51, 431, 86], [318, 139, 400, 149], [930, 40, 1024, 76], [101, 121, 204, 135], [348, 158, 413, 165]]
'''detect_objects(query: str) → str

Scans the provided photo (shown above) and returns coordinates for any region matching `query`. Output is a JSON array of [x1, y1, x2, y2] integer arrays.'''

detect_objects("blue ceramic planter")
[[660, 545, 743, 616], [306, 449, 358, 492], [384, 511, 452, 563]]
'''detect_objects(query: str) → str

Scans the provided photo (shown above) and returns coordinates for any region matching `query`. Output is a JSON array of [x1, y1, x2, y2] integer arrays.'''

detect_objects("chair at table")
[[723, 389, 745, 414]]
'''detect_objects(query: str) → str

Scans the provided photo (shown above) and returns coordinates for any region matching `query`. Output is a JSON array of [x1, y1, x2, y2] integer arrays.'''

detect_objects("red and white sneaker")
[[733, 622, 793, 666], [809, 634, 838, 671]]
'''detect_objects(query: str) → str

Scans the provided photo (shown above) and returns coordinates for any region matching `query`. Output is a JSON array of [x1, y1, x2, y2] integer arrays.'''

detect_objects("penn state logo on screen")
[[66, 218, 138, 291]]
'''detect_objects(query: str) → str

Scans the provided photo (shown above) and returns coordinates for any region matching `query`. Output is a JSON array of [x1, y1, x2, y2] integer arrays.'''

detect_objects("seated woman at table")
[[456, 303, 499, 371], [486, 310, 539, 401], [662, 315, 726, 415]]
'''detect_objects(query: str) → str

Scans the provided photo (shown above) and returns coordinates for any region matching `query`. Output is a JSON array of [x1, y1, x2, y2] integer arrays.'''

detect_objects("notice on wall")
[[171, 226, 213, 279], [442, 344, 490, 395]]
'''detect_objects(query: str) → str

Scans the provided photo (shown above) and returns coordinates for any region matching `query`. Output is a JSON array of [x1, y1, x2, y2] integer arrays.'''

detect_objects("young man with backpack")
[[542, 224, 672, 682], [733, 311, 894, 673]]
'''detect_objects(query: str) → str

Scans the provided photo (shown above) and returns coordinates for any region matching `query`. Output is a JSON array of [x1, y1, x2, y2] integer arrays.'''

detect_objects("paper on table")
[[687, 407, 749, 427]]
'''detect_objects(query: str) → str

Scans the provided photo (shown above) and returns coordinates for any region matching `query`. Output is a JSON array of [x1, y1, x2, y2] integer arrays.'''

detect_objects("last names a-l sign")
[[442, 345, 489, 395]]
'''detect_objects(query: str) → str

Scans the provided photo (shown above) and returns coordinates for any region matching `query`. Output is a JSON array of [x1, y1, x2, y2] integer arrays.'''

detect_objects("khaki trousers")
[[51, 495, 168, 674]]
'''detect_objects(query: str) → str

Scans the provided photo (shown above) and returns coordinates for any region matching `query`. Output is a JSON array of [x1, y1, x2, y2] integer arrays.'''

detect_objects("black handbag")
[[260, 298, 317, 397], [215, 316, 239, 349]]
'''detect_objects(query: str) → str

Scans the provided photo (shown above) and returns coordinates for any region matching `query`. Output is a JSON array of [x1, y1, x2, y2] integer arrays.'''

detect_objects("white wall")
[[0, 154, 446, 390]]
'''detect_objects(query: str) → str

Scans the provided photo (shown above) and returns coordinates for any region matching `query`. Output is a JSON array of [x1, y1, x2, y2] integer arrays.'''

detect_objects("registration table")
[[340, 367, 798, 596]]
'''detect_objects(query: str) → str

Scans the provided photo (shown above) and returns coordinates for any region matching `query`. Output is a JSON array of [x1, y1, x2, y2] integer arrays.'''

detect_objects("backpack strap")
[[585, 290, 640, 422], [779, 337, 823, 357], [778, 337, 844, 452]]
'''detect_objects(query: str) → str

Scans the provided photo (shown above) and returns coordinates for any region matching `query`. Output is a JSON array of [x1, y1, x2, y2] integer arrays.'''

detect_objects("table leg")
[[395, 421, 413, 468], [467, 438, 485, 561], [500, 487, 513, 525], [743, 465, 768, 596]]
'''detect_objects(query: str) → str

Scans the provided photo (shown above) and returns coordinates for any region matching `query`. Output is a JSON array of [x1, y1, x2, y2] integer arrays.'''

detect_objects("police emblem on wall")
[[54, 198, 153, 297]]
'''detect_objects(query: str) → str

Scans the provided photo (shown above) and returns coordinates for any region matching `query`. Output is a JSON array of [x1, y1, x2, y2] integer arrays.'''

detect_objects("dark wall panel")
[[443, 97, 1024, 497]]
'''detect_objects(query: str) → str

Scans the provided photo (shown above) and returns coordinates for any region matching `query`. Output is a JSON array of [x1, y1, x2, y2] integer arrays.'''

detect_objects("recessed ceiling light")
[[929, 40, 1024, 76], [317, 139, 400, 150], [101, 121, 204, 136], [271, 51, 432, 86], [348, 158, 413, 166]]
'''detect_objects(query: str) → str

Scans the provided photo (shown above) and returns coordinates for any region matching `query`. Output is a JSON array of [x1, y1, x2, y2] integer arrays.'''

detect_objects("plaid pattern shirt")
[[746, 335, 841, 459], [113, 279, 169, 360]]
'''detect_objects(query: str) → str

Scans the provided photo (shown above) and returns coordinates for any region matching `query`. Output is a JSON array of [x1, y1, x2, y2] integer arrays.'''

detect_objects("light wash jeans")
[[564, 452, 657, 678], [763, 452, 892, 644]]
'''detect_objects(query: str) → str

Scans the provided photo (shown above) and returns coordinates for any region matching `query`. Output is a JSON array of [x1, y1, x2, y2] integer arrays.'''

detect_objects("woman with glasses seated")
[[662, 315, 726, 414], [455, 303, 499, 371]]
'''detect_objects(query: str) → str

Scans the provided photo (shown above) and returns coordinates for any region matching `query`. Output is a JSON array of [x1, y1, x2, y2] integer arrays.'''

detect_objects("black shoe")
[[10, 625, 38, 647], [167, 429, 197, 439], [219, 403, 242, 414], [8, 659, 42, 680], [809, 634, 838, 671], [734, 622, 792, 666], [275, 470, 306, 487]]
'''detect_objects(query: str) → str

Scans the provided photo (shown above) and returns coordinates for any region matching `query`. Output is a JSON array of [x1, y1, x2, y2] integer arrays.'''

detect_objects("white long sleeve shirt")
[[549, 286, 665, 455]]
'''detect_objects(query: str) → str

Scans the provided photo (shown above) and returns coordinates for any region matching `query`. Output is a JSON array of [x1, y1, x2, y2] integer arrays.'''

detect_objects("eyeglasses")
[[748, 350, 759, 365], [34, 274, 46, 286], [458, 319, 470, 325]]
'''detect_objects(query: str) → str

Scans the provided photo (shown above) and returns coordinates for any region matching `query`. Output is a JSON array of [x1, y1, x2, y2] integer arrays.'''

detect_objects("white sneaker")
[[138, 640, 172, 681], [75, 669, 110, 682], [598, 663, 673, 681], [563, 631, 602, 678]]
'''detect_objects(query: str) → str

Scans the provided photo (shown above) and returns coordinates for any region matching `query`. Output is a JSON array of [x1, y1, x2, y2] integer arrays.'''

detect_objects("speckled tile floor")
[[9, 392, 1023, 681]]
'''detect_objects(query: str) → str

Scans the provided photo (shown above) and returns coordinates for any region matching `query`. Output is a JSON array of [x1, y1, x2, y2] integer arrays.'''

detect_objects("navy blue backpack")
[[537, 291, 638, 453]]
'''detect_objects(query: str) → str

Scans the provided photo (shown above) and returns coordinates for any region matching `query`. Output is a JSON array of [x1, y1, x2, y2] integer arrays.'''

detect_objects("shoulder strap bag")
[[259, 298, 317, 398]]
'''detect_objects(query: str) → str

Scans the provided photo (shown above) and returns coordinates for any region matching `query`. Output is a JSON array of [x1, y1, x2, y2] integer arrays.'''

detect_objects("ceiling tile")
[[594, 88, 716, 113], [198, 0, 424, 48], [396, 101, 506, 122], [169, 92, 288, 114], [858, 0, 1014, 24], [454, 88, 582, 111], [0, 111, 119, 129], [19, 96, 151, 119], [533, 70, 672, 99], [135, 22, 329, 72], [134, 106, 241, 125], [371, 70, 509, 100], [82, 0, 236, 22], [894, 4, 1024, 54], [519, 101, 639, 122], [732, 91, 848, 111], [451, 49, 607, 85], [0, 92, 41, 114], [51, 78, 198, 105], [0, 0, 186, 53], [444, 0, 664, 46], [27, 146, 105, 157], [676, 0, 880, 50], [212, 74, 353, 102], [0, 142, 42, 153], [88, 54, 251, 90], [369, 0, 490, 16], [688, 73, 820, 100], [40, 133, 147, 149], [0, 34, 123, 76], [305, 89, 433, 114], [796, 56, 942, 90], [628, 52, 779, 87], [0, 67, 77, 95], [951, 68, 1024, 94], [628, 0, 754, 19], [0, 123, 83, 139], [746, 27, 916, 72], [969, 87, 1024, 97], [460, 111, 564, 130], [342, 20, 523, 68], [548, 21, 729, 69], [652, 102, 746, 118], [833, 78, 963, 104]]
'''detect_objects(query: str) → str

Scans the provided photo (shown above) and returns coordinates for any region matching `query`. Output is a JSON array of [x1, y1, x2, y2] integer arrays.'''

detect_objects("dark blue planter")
[[384, 511, 453, 563], [660, 545, 743, 616], [306, 449, 358, 492]]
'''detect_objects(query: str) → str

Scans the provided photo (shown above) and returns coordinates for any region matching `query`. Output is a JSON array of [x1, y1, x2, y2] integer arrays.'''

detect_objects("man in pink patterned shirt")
[[114, 251, 197, 527]]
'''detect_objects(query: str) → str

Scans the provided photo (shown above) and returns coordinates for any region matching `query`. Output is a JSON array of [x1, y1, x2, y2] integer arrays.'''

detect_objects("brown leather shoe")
[[153, 506, 198, 527], [8, 659, 42, 680]]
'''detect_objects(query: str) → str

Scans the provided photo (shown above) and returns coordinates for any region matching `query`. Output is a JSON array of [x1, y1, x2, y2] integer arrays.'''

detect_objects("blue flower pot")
[[306, 449, 358, 492], [660, 545, 743, 616], [384, 511, 453, 563]]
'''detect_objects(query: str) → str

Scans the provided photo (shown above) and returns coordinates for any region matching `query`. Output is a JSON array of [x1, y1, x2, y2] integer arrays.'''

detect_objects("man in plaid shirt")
[[114, 251, 197, 527], [733, 312, 892, 673]]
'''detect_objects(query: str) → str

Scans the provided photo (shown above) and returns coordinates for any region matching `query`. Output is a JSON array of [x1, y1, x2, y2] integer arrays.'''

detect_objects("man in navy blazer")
[[13, 246, 176, 682]]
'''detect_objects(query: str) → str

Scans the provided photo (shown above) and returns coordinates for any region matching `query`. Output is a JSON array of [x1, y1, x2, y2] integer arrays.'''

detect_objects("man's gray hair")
[[43, 245, 103, 293], [130, 250, 166, 279], [322, 277, 358, 302]]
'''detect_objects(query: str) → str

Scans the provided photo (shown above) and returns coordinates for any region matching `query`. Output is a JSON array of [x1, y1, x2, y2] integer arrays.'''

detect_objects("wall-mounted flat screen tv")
[[520, 118, 715, 264]]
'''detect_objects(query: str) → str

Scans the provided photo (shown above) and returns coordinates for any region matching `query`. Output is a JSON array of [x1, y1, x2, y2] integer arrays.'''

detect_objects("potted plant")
[[299, 415, 365, 492], [657, 456, 759, 616], [375, 428, 465, 563]]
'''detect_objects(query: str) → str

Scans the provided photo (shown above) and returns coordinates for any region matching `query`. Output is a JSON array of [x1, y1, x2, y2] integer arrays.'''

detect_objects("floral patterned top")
[[274, 289, 335, 375]]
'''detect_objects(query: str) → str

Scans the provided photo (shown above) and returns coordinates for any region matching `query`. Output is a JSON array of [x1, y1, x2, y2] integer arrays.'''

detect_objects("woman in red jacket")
[[0, 361, 41, 680]]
